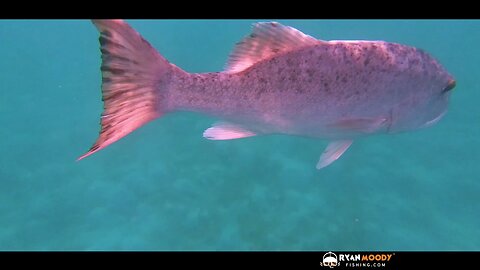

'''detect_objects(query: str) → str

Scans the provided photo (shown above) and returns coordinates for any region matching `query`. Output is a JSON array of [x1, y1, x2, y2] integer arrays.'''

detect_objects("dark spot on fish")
[[99, 36, 124, 50], [103, 90, 123, 101], [364, 58, 370, 66], [323, 83, 329, 93], [409, 57, 420, 67], [101, 66, 125, 75], [98, 35, 112, 46], [101, 30, 112, 37], [100, 48, 110, 56], [111, 54, 136, 64], [102, 77, 112, 83], [306, 69, 314, 77], [90, 145, 100, 152], [99, 36, 108, 46], [256, 88, 266, 98], [416, 48, 427, 56]]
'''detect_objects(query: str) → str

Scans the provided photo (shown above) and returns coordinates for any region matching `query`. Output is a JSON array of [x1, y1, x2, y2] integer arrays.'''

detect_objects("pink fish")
[[78, 20, 456, 169]]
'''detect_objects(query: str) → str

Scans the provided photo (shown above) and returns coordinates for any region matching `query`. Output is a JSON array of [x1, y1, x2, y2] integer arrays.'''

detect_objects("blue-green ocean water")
[[0, 20, 479, 250]]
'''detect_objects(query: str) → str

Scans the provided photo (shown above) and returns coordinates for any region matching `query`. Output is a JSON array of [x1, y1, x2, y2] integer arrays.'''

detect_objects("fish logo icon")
[[320, 252, 339, 268]]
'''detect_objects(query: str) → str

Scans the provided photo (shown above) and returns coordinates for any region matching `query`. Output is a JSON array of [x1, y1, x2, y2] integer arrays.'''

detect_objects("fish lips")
[[442, 79, 456, 94]]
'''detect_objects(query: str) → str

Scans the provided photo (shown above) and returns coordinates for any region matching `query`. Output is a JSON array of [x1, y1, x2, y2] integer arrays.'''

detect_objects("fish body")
[[79, 20, 456, 169]]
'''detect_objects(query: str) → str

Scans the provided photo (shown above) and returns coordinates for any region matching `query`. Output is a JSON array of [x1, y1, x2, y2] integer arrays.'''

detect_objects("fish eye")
[[443, 79, 456, 93]]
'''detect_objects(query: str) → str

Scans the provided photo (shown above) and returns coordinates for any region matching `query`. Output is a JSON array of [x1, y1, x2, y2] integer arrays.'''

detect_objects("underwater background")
[[0, 20, 478, 250]]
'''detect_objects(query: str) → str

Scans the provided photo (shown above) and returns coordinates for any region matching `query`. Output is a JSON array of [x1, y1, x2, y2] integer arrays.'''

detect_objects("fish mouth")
[[422, 110, 447, 129], [443, 79, 456, 93]]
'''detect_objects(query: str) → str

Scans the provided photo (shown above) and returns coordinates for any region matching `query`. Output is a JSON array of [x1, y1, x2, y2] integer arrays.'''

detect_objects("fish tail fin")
[[78, 20, 178, 161]]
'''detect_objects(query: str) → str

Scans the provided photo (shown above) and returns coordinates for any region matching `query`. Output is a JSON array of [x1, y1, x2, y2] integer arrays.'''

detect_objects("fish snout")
[[443, 78, 456, 93]]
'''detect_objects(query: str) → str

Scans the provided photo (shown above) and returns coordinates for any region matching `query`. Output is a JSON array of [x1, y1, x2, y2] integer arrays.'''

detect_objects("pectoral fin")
[[316, 140, 353, 170], [203, 122, 257, 140]]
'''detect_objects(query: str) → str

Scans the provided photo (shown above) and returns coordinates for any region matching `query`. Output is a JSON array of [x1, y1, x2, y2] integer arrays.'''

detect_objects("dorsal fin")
[[225, 22, 319, 73]]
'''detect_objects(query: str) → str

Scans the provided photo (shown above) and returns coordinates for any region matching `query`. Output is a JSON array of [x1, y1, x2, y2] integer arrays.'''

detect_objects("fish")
[[78, 20, 456, 169]]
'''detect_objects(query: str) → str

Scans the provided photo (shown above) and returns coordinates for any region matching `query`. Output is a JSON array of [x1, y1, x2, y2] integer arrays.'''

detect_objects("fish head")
[[388, 53, 456, 133]]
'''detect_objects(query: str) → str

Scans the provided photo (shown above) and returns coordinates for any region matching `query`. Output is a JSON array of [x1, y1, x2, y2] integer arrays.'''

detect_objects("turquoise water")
[[0, 20, 479, 250]]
